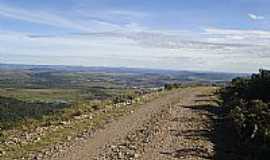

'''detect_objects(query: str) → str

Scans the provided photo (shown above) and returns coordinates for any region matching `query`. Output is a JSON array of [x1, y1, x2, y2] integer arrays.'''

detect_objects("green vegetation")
[[0, 64, 242, 159], [0, 89, 141, 129], [220, 69, 270, 159], [164, 83, 182, 90], [0, 96, 70, 129], [0, 66, 151, 130], [0, 89, 79, 101], [0, 88, 163, 159], [0, 66, 167, 159]]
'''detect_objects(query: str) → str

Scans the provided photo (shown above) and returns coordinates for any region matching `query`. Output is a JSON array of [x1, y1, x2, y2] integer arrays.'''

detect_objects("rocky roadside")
[[96, 109, 170, 160], [48, 87, 202, 160], [1, 87, 218, 160], [94, 87, 218, 160], [0, 91, 163, 160]]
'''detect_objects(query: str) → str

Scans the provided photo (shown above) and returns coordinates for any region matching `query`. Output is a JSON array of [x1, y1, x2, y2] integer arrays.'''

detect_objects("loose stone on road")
[[49, 87, 218, 160]]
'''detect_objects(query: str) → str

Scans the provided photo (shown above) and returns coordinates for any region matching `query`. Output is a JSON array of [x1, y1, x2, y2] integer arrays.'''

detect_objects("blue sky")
[[0, 0, 270, 73]]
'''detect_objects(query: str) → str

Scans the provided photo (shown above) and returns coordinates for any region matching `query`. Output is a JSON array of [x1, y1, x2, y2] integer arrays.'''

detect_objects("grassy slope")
[[0, 89, 164, 159]]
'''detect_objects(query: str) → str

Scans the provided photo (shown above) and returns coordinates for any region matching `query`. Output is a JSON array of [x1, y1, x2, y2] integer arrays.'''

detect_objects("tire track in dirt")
[[49, 87, 217, 160], [141, 87, 217, 160], [49, 87, 201, 160]]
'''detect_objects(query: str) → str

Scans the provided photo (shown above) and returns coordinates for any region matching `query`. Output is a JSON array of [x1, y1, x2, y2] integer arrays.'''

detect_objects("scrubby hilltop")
[[220, 69, 270, 159]]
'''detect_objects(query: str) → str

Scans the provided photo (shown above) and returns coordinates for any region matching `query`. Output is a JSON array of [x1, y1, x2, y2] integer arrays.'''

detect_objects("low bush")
[[164, 83, 182, 90], [220, 69, 270, 159], [0, 96, 70, 129]]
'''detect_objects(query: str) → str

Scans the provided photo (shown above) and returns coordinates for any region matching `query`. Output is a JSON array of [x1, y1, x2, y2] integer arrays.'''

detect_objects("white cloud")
[[74, 9, 148, 32], [2, 27, 270, 73], [248, 13, 265, 20], [0, 4, 143, 32], [1, 2, 270, 73], [0, 4, 94, 31], [203, 28, 270, 45], [0, 4, 151, 34], [103, 10, 148, 19]]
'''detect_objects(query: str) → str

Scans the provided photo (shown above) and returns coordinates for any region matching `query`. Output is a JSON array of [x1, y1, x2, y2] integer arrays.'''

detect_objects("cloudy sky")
[[0, 0, 270, 73]]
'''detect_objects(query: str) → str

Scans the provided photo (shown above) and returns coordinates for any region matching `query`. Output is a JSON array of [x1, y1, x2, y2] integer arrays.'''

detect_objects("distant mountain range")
[[0, 63, 249, 85]]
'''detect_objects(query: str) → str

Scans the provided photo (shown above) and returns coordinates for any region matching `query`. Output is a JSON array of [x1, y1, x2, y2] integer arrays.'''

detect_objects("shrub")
[[164, 83, 181, 90], [220, 69, 270, 159]]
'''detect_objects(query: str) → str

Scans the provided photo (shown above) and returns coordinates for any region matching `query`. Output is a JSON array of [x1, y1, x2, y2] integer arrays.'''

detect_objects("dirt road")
[[49, 87, 218, 160]]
